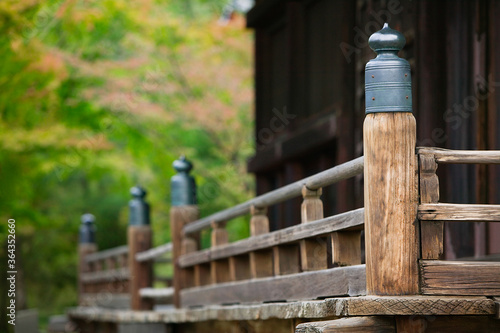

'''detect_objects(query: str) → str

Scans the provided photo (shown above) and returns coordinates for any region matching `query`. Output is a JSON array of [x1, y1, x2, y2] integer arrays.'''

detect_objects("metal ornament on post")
[[129, 186, 150, 226], [365, 22, 412, 114], [79, 213, 96, 244], [171, 156, 197, 206]]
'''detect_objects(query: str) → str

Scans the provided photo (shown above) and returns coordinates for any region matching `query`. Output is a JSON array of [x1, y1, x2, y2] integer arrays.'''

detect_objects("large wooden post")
[[78, 213, 97, 305], [364, 24, 419, 295], [128, 186, 153, 310], [170, 156, 198, 308]]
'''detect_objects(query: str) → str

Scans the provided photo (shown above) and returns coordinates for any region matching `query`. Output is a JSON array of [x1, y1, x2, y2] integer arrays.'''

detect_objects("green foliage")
[[0, 0, 253, 330]]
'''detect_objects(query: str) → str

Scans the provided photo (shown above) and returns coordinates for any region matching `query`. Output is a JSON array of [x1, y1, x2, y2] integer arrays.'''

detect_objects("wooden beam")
[[295, 317, 395, 333], [418, 203, 500, 222], [179, 208, 364, 267], [180, 265, 366, 307], [420, 260, 500, 296], [80, 267, 129, 284], [85, 245, 128, 263], [417, 147, 500, 164], [364, 112, 419, 295]]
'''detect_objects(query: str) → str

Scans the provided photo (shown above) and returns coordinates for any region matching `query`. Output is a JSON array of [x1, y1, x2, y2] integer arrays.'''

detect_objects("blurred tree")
[[0, 0, 253, 330]]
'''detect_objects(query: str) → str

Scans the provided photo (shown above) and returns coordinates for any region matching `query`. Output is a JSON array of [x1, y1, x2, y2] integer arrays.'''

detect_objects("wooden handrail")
[[417, 147, 500, 164], [85, 245, 128, 263], [135, 242, 172, 262], [183, 156, 364, 235]]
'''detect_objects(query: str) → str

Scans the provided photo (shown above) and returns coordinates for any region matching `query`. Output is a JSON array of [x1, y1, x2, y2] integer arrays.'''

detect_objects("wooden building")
[[246, 0, 500, 258]]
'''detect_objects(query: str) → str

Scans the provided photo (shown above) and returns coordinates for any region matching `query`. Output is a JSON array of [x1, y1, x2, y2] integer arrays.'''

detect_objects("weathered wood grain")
[[273, 244, 300, 275], [69, 295, 496, 323], [418, 153, 443, 259], [343, 295, 495, 315], [418, 203, 500, 222], [180, 265, 366, 307], [179, 208, 364, 267], [183, 157, 364, 235], [249, 250, 273, 278], [295, 317, 395, 333], [135, 242, 172, 262], [229, 255, 251, 281], [364, 112, 419, 295], [420, 260, 500, 296], [417, 147, 500, 164], [79, 243, 97, 302], [331, 231, 361, 267]]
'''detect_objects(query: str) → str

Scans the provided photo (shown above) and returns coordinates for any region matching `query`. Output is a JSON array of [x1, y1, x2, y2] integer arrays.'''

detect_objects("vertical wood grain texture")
[[300, 186, 327, 271], [128, 225, 153, 310], [273, 244, 300, 276], [418, 153, 444, 260], [331, 231, 361, 267], [364, 112, 419, 295], [170, 205, 199, 307], [210, 221, 229, 284]]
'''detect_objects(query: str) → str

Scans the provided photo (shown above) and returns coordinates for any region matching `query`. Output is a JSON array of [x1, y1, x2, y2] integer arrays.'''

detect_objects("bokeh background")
[[0, 0, 254, 330]]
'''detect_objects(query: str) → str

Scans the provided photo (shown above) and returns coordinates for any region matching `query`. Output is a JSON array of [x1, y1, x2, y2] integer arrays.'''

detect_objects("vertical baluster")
[[249, 206, 273, 278], [128, 186, 153, 310], [78, 213, 97, 304], [210, 221, 231, 283], [419, 152, 443, 259], [170, 156, 199, 307], [300, 186, 327, 271]]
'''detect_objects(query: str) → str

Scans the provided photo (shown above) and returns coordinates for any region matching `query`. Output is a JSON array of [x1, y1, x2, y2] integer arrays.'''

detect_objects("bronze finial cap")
[[368, 23, 406, 53]]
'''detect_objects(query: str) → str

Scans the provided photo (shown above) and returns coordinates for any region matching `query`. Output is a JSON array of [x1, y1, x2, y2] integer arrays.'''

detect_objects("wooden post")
[[300, 186, 328, 271], [78, 214, 97, 305], [210, 221, 231, 283], [128, 186, 153, 310], [364, 24, 419, 295], [170, 156, 198, 307], [248, 206, 273, 278]]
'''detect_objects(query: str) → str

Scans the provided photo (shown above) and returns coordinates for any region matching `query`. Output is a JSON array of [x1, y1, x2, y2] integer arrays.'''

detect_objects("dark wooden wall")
[[246, 0, 500, 259]]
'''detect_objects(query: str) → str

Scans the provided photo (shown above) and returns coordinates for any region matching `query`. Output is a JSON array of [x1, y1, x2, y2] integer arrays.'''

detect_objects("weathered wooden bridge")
[[63, 24, 500, 333]]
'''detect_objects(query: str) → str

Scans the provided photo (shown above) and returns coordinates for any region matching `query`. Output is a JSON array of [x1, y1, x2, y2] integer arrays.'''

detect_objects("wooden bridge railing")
[[171, 156, 365, 307], [77, 187, 174, 310], [72, 23, 500, 333], [417, 147, 500, 296]]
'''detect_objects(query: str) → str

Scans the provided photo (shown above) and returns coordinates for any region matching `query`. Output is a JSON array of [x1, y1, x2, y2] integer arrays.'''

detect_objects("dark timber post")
[[363, 23, 419, 298], [78, 213, 97, 305], [128, 186, 153, 310], [170, 156, 198, 308]]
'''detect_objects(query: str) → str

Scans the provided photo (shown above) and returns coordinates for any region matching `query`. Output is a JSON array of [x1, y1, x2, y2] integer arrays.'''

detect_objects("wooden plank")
[[418, 153, 444, 259], [229, 255, 251, 281], [249, 250, 273, 278], [494, 297, 500, 319], [135, 242, 172, 262], [420, 260, 500, 296], [417, 147, 500, 164], [295, 317, 395, 333], [419, 203, 500, 222], [179, 208, 364, 267], [180, 265, 366, 307], [183, 157, 364, 234], [273, 244, 300, 275], [211, 259, 231, 284], [331, 231, 361, 267], [81, 267, 129, 283], [85, 245, 128, 263], [139, 287, 174, 301], [364, 112, 419, 295], [194, 264, 211, 286]]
